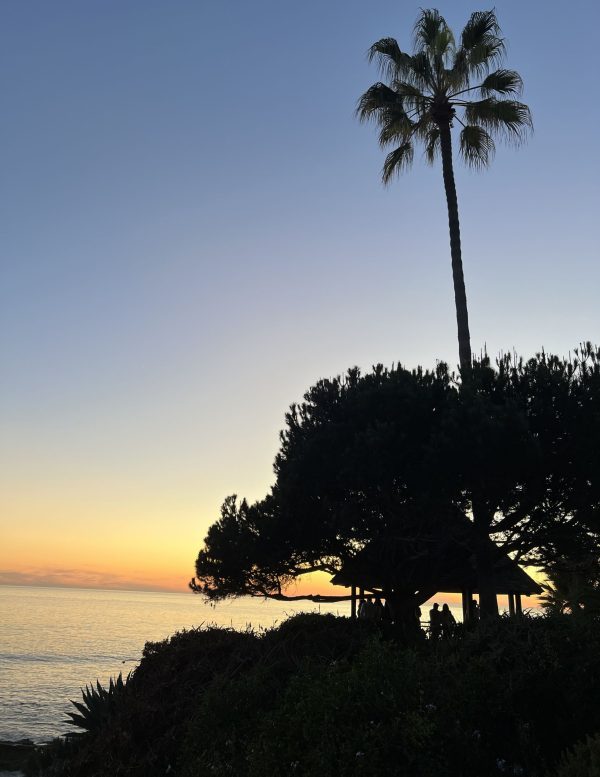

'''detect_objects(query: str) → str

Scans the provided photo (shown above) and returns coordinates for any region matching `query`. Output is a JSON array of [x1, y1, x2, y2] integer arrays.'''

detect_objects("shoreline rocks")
[[0, 739, 38, 773]]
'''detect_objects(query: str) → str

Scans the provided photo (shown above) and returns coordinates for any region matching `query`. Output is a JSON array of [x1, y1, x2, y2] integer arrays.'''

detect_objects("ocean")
[[0, 584, 463, 744], [0, 584, 350, 743]]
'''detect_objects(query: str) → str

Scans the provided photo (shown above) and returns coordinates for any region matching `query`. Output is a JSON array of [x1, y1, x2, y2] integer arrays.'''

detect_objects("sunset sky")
[[1, 1, 598, 595]]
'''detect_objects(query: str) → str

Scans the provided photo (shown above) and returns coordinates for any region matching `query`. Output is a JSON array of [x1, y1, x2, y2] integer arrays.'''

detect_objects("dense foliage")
[[193, 347, 600, 616], [30, 613, 600, 777]]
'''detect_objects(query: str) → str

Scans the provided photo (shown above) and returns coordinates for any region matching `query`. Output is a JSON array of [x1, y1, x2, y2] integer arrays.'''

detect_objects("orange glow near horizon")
[[0, 488, 543, 609], [0, 528, 544, 611]]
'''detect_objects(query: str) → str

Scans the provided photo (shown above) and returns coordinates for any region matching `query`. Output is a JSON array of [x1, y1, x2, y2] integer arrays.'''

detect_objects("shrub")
[[28, 613, 600, 777], [554, 733, 600, 777]]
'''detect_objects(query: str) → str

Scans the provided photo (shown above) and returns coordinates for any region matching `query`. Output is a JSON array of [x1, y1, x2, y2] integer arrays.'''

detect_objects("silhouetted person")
[[358, 596, 370, 619], [429, 602, 442, 639], [469, 598, 480, 623], [415, 606, 422, 628], [373, 595, 384, 622], [441, 603, 456, 638]]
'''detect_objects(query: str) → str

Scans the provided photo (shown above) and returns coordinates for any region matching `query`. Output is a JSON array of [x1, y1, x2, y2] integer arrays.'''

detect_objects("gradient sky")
[[1, 1, 598, 594]]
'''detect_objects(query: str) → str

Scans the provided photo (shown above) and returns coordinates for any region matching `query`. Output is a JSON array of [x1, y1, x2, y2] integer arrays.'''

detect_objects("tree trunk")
[[439, 122, 498, 617], [472, 508, 500, 619], [438, 121, 472, 374]]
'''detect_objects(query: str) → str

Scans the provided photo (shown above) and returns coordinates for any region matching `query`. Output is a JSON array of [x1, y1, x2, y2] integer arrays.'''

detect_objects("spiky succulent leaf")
[[65, 672, 130, 734]]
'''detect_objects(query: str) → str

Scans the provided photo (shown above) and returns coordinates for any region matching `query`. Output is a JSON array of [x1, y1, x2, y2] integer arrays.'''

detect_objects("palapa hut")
[[331, 519, 542, 623]]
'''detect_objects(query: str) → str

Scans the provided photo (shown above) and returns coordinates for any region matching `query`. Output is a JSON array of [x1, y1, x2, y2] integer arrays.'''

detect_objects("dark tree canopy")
[[192, 346, 600, 605]]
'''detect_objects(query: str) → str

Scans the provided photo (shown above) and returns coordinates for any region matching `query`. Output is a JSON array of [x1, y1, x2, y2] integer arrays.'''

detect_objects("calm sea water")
[[0, 585, 465, 744], [0, 584, 352, 743]]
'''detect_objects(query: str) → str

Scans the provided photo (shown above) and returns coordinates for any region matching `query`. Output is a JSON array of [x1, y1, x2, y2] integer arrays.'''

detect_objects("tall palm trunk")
[[439, 121, 498, 618], [438, 121, 472, 374]]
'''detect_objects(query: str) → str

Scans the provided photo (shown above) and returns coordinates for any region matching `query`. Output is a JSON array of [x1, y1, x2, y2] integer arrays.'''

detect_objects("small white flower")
[[356, 751, 365, 758], [425, 703, 437, 712], [496, 758, 507, 771]]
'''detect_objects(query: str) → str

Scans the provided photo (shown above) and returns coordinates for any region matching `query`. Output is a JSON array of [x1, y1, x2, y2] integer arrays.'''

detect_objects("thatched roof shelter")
[[331, 518, 541, 621]]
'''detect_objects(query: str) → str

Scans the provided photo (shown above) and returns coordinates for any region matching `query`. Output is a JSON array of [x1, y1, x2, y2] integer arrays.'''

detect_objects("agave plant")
[[65, 671, 130, 734]]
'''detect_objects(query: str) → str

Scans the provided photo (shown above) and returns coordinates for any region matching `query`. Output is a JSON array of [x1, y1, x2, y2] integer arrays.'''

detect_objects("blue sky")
[[1, 1, 599, 590]]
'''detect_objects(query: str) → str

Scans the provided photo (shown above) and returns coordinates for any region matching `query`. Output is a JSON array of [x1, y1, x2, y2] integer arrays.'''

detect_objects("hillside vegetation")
[[28, 613, 600, 777]]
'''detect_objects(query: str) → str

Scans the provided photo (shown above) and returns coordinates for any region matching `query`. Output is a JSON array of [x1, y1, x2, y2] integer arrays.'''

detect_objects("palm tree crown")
[[357, 9, 532, 181], [357, 9, 532, 375]]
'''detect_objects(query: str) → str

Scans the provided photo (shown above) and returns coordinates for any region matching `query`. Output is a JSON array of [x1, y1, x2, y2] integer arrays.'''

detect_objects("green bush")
[[28, 613, 600, 777], [27, 626, 259, 777], [179, 614, 600, 777], [554, 733, 600, 777]]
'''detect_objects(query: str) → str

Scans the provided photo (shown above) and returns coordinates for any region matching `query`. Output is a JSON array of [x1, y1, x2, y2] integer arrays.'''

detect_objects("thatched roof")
[[331, 528, 542, 596]]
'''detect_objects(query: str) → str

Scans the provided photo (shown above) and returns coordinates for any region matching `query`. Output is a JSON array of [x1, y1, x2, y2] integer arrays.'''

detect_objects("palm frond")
[[367, 38, 413, 81], [424, 126, 440, 164], [454, 10, 505, 80], [459, 125, 495, 168], [358, 8, 530, 178], [409, 50, 435, 89], [467, 39, 506, 76], [479, 69, 523, 96], [390, 80, 428, 102], [377, 109, 416, 148], [356, 83, 403, 122], [447, 48, 470, 91], [413, 9, 448, 51], [460, 10, 502, 52], [435, 27, 455, 59], [464, 98, 533, 143], [382, 142, 414, 184]]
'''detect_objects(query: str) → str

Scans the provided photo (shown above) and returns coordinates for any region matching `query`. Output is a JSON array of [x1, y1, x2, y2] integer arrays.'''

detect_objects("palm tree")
[[357, 9, 532, 375]]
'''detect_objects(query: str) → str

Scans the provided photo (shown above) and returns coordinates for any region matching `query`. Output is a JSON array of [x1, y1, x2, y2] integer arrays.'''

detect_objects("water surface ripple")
[[0, 584, 347, 742]]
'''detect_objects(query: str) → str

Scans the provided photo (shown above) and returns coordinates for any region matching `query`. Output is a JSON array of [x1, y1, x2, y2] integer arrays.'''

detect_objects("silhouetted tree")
[[541, 554, 600, 616], [192, 347, 600, 615], [193, 364, 457, 604], [357, 9, 532, 374], [505, 344, 600, 580]]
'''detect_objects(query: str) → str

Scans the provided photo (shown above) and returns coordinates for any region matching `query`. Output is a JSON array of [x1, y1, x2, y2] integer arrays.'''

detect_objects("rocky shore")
[[0, 739, 37, 774]]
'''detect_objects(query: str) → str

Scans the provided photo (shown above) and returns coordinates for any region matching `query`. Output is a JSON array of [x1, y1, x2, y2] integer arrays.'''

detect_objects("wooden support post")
[[462, 589, 470, 624], [508, 592, 515, 616], [515, 593, 523, 615], [351, 585, 357, 620]]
